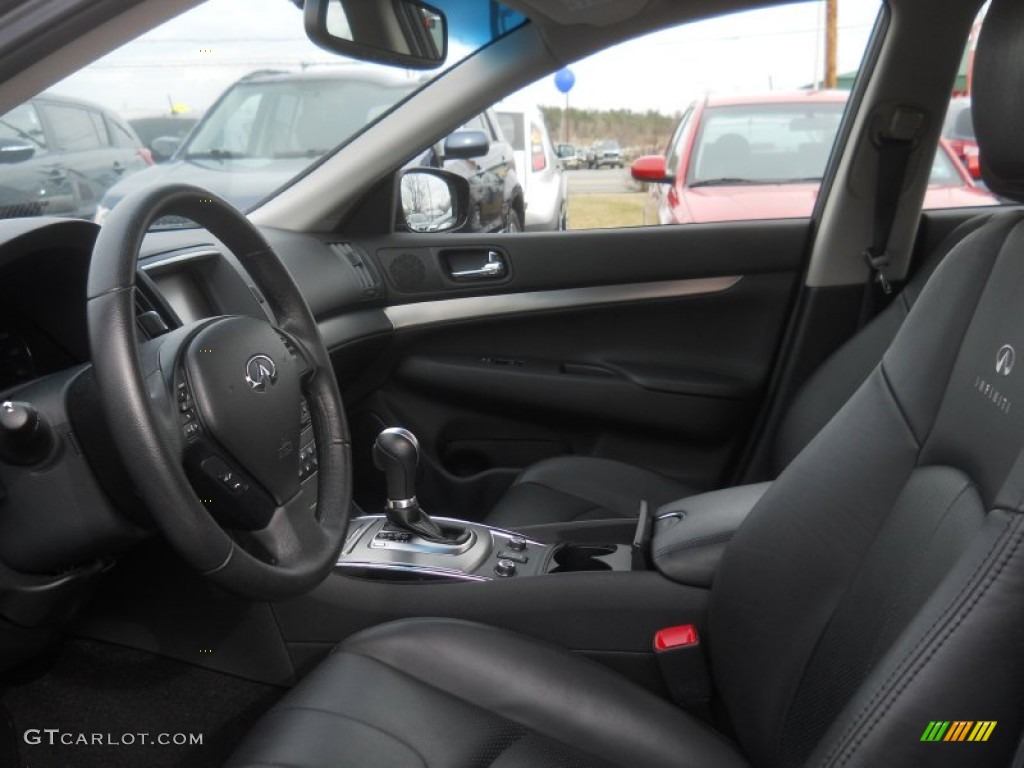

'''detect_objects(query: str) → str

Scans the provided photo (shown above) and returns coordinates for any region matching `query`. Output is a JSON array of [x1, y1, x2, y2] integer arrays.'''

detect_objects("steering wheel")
[[86, 184, 351, 599]]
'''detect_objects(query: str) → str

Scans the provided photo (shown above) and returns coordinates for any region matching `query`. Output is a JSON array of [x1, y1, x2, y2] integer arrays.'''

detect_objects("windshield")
[[0, 0, 524, 227], [690, 101, 845, 185]]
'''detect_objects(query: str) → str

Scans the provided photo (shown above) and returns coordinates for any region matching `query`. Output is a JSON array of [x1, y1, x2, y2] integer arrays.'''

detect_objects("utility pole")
[[825, 0, 838, 89]]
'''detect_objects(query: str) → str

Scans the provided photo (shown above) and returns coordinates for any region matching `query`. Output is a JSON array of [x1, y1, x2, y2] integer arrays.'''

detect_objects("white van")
[[495, 102, 568, 231]]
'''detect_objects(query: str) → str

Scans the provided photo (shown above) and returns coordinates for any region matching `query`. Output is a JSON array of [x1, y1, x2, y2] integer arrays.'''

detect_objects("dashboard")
[[0, 217, 395, 401]]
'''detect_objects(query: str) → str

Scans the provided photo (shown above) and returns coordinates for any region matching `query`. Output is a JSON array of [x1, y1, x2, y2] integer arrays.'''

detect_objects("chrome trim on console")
[[384, 277, 743, 330], [334, 562, 490, 582]]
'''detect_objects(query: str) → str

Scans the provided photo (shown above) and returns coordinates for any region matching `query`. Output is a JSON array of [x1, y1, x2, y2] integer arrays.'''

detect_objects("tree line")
[[538, 105, 681, 155]]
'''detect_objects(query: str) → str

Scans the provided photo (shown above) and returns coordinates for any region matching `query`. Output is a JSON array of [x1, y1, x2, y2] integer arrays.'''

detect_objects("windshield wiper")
[[184, 149, 244, 160], [689, 177, 758, 187], [272, 149, 329, 159]]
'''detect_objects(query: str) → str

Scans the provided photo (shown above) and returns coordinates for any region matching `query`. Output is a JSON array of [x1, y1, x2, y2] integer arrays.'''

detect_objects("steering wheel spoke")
[[234, 485, 324, 567], [274, 326, 318, 382]]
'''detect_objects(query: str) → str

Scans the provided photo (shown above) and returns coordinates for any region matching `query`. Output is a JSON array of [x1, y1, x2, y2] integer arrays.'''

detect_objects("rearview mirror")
[[304, 0, 447, 70], [0, 138, 36, 164], [398, 169, 468, 233]]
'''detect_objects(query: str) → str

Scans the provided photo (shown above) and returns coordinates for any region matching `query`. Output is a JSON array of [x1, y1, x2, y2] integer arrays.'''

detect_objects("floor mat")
[[1, 637, 282, 767]]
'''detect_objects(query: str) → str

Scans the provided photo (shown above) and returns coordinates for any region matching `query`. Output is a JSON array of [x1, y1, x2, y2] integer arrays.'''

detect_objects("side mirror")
[[443, 130, 489, 160], [631, 155, 673, 183], [398, 169, 469, 233], [304, 0, 447, 70], [0, 139, 36, 164], [150, 136, 182, 162]]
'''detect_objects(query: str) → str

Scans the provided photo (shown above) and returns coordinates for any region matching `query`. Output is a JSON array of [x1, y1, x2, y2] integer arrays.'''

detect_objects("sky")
[[49, 0, 883, 120]]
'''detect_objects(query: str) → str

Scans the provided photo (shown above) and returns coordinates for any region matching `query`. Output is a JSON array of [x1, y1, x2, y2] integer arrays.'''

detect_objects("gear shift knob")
[[373, 427, 419, 503], [373, 428, 450, 542]]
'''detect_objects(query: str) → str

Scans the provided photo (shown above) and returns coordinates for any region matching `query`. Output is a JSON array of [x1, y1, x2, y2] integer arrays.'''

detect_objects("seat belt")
[[859, 107, 925, 325]]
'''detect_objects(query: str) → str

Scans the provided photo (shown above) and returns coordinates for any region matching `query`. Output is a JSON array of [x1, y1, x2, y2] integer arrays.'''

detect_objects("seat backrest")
[[770, 213, 995, 476], [699, 132, 751, 179], [710, 3, 1024, 765]]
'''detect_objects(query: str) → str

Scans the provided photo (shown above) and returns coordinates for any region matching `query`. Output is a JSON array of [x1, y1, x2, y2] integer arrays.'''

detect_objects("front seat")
[[484, 211, 990, 529], [229, 5, 1024, 766]]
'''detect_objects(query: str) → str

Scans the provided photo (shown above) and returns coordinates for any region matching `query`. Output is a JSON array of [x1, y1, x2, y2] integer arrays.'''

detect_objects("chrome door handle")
[[450, 251, 506, 279]]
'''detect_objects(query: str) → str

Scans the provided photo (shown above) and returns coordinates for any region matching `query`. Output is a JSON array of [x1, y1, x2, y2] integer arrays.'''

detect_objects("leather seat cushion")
[[228, 618, 747, 768], [485, 456, 696, 528]]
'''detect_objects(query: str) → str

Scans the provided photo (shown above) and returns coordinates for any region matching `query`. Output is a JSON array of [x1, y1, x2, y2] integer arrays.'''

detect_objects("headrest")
[[974, 0, 1024, 202]]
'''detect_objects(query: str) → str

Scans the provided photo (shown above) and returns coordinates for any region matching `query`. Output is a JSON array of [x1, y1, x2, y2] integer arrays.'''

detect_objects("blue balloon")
[[554, 67, 575, 94]]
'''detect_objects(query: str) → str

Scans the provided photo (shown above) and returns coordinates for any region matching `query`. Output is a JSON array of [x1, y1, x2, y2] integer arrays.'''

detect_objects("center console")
[[336, 515, 632, 581], [336, 427, 636, 582]]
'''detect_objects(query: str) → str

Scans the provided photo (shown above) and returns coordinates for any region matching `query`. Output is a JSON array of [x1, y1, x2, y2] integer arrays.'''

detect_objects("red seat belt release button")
[[653, 624, 711, 708], [654, 624, 699, 650]]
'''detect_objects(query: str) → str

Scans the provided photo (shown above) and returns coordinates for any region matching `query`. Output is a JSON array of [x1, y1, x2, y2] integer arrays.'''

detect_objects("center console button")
[[506, 536, 527, 552], [494, 559, 517, 578], [497, 550, 528, 564]]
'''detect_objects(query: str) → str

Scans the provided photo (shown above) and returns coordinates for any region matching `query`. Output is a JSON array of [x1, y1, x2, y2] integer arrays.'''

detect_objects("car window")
[[0, 103, 46, 150], [40, 103, 107, 152], [106, 117, 139, 150], [496, 112, 524, 151], [458, 114, 490, 137], [502, 0, 882, 229], [690, 102, 844, 184], [0, 0, 525, 226], [664, 106, 694, 173]]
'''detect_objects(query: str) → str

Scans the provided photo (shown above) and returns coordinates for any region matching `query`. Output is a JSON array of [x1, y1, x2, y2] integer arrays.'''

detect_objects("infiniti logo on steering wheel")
[[245, 354, 278, 392]]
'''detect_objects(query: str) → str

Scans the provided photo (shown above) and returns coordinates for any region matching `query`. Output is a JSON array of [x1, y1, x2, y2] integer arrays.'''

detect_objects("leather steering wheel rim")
[[86, 183, 351, 599]]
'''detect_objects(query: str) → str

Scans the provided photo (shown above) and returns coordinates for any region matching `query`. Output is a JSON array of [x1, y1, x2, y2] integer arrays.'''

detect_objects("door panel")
[[344, 220, 807, 520]]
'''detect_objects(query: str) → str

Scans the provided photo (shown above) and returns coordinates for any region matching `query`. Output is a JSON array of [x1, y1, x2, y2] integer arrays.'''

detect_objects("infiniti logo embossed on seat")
[[245, 354, 278, 392], [996, 344, 1016, 377]]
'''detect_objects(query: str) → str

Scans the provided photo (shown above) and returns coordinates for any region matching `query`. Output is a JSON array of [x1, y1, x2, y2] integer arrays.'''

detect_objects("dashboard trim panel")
[[383, 276, 743, 330]]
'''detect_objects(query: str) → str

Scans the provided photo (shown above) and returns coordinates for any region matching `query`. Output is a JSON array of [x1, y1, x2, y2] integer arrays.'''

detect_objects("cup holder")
[[550, 544, 617, 573]]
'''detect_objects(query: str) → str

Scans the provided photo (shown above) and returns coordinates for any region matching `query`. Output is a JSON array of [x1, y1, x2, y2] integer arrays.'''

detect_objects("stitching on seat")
[[779, 473, 976, 760], [877, 364, 922, 451], [866, 477, 976, 663], [264, 703, 429, 767], [821, 514, 1023, 766]]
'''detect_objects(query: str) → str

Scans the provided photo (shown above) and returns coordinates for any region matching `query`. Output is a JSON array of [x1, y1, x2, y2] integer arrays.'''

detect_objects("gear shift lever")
[[373, 428, 448, 542]]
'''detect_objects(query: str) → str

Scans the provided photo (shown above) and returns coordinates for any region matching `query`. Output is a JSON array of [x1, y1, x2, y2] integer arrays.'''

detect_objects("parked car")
[[411, 109, 524, 233], [942, 96, 981, 181], [96, 69, 416, 224], [98, 70, 521, 232], [632, 91, 996, 224], [555, 142, 583, 170], [0, 93, 151, 219], [495, 102, 567, 230], [587, 139, 622, 168], [128, 114, 200, 162]]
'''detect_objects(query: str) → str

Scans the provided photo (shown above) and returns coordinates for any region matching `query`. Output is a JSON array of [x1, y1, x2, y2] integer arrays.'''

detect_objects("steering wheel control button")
[[184, 316, 304, 504], [299, 442, 318, 480], [176, 379, 202, 441], [494, 559, 517, 577], [506, 536, 527, 552]]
